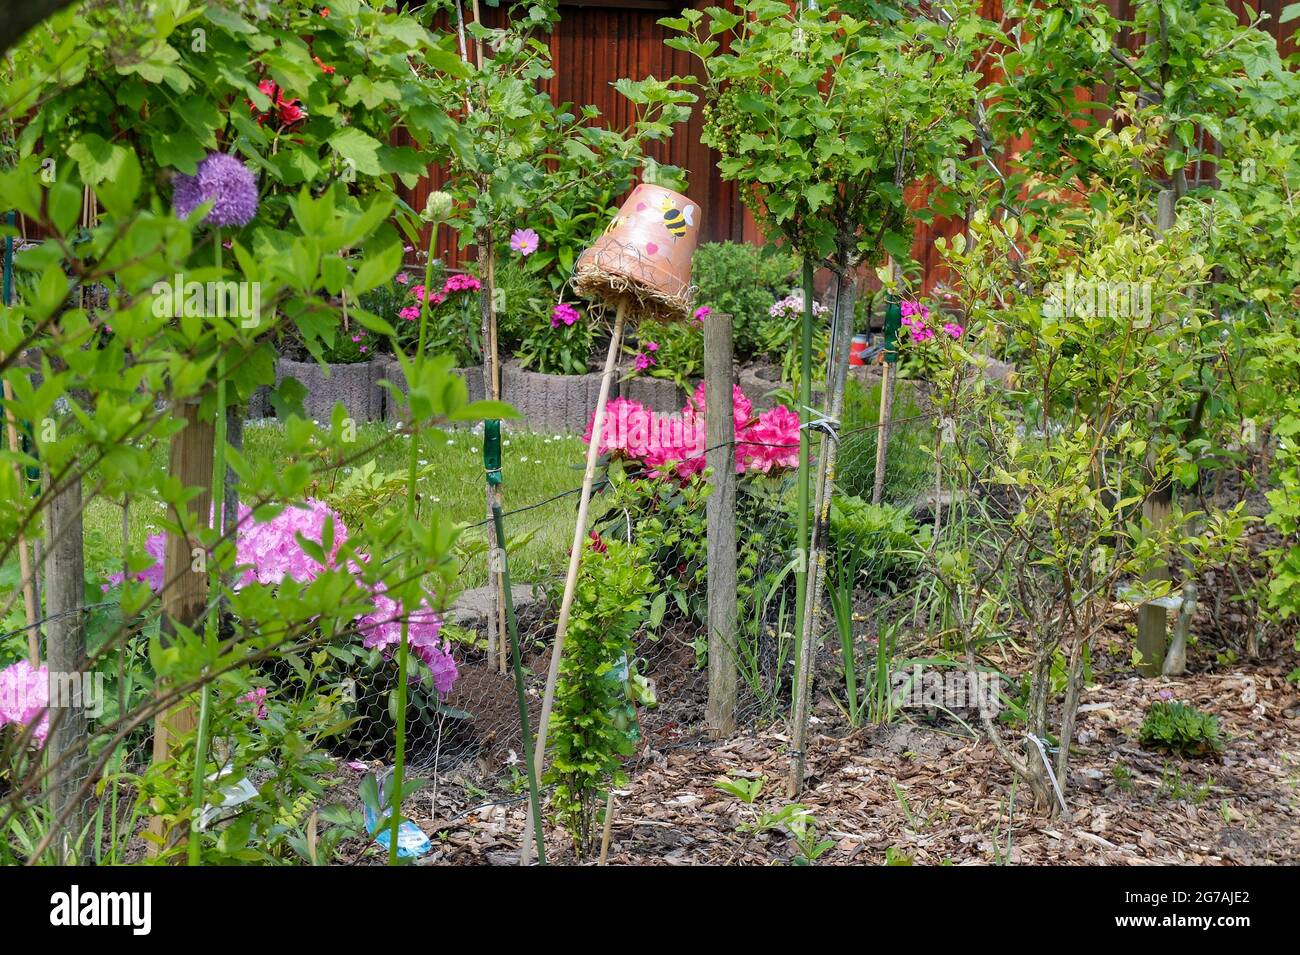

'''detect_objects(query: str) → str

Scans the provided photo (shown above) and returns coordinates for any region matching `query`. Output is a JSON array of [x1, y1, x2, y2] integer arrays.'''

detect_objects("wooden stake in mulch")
[[520, 296, 627, 865], [1136, 190, 1177, 677], [705, 309, 738, 735], [788, 268, 856, 798], [871, 291, 902, 506], [520, 183, 701, 864], [148, 399, 214, 854]]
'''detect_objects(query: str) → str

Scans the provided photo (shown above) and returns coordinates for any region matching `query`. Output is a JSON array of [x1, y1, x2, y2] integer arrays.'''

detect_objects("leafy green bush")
[[692, 242, 799, 359], [828, 496, 920, 589], [516, 300, 594, 376], [1139, 701, 1224, 757], [545, 538, 653, 858], [494, 259, 555, 354]]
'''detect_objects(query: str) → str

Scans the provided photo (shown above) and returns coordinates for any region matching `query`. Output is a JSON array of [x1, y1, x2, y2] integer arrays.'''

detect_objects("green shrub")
[[545, 538, 653, 858], [692, 242, 799, 359], [828, 495, 920, 589], [494, 260, 556, 354], [1139, 701, 1224, 757]]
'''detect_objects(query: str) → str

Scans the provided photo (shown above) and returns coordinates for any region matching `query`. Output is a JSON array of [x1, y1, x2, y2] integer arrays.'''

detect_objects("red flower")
[[320, 7, 330, 15], [250, 78, 307, 128], [588, 531, 608, 555]]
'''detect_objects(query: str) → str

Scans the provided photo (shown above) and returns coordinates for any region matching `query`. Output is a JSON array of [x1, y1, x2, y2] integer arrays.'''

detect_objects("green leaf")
[[329, 128, 384, 177]]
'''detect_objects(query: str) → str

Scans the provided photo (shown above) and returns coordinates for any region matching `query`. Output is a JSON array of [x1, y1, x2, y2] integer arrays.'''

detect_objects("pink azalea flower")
[[239, 687, 269, 720], [399, 306, 420, 321], [395, 273, 410, 286], [942, 322, 965, 339], [645, 341, 659, 352]]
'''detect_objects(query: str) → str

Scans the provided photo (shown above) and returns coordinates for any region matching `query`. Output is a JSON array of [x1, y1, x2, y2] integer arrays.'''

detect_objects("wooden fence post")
[[705, 311, 738, 735], [148, 399, 214, 853], [1136, 190, 1176, 676], [43, 461, 87, 862]]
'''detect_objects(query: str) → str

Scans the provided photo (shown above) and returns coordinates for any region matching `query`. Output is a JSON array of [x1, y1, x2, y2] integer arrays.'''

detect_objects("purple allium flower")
[[172, 152, 259, 228]]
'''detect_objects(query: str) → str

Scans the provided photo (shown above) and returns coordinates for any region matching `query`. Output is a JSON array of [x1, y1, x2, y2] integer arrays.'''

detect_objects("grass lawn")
[[74, 421, 589, 594]]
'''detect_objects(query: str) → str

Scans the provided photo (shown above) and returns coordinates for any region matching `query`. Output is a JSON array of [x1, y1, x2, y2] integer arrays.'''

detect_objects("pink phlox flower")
[[0, 660, 49, 746], [443, 273, 481, 295]]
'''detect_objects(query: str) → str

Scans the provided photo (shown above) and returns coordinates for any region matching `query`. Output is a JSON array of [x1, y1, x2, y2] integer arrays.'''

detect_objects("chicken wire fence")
[[0, 371, 964, 864]]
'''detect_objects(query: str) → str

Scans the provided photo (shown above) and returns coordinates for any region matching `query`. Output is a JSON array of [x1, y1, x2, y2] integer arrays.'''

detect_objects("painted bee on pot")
[[660, 195, 695, 239]]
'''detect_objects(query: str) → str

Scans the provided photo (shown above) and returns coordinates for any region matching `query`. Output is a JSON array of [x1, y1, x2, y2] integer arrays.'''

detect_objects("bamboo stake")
[[598, 791, 615, 865], [792, 261, 814, 687], [872, 287, 902, 506], [788, 270, 855, 798], [520, 297, 628, 865]]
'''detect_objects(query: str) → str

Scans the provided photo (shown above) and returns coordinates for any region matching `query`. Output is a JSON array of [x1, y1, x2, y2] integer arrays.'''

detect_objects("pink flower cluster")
[[633, 340, 658, 372], [770, 294, 829, 320], [551, 302, 580, 328], [236, 499, 347, 587], [357, 586, 458, 695], [584, 383, 799, 479], [399, 272, 481, 321], [0, 660, 48, 746], [106, 500, 458, 695], [900, 300, 964, 343]]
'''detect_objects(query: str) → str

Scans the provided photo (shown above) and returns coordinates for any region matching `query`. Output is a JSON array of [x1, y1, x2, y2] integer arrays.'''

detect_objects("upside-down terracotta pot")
[[572, 183, 701, 322]]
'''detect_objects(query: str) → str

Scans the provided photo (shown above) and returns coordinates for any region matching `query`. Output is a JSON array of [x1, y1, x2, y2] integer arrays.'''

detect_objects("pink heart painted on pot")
[[645, 242, 659, 256], [636, 202, 646, 212]]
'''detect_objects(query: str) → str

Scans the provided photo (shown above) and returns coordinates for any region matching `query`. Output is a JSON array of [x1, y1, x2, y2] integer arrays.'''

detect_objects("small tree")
[[930, 120, 1246, 812]]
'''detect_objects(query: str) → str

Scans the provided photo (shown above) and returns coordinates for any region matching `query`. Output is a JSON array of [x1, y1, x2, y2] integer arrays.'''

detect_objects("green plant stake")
[[489, 497, 547, 865]]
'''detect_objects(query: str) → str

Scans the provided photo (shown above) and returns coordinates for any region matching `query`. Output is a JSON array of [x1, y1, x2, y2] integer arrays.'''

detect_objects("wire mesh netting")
[[1, 345, 972, 865]]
